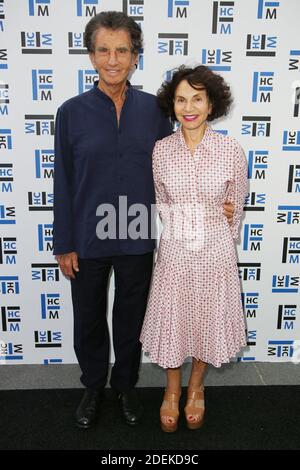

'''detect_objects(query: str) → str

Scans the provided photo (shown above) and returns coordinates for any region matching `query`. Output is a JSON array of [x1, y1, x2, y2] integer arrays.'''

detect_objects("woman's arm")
[[226, 143, 248, 240]]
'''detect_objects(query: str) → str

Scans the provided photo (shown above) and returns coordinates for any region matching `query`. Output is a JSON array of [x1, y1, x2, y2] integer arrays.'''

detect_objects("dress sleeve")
[[53, 106, 75, 255], [226, 143, 248, 241], [152, 141, 169, 215]]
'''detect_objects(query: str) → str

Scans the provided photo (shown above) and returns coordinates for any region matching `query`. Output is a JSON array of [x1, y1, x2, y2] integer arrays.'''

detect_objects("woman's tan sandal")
[[184, 385, 205, 430], [160, 390, 181, 433]]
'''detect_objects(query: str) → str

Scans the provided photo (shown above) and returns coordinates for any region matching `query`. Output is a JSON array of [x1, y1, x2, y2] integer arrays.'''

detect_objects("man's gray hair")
[[84, 11, 143, 54]]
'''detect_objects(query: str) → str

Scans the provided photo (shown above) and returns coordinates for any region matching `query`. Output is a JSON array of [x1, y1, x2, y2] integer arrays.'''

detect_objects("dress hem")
[[141, 341, 247, 369]]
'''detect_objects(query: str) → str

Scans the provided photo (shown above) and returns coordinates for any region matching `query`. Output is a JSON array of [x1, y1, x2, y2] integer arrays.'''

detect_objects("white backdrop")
[[0, 0, 299, 365]]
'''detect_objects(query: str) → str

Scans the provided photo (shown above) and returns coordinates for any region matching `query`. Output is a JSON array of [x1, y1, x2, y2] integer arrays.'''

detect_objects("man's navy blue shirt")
[[53, 82, 172, 257]]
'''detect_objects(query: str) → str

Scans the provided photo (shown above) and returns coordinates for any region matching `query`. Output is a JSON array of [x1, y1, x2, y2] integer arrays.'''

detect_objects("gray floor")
[[1, 362, 300, 390]]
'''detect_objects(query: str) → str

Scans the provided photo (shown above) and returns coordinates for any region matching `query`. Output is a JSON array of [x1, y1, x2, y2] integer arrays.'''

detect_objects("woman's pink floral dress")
[[140, 126, 248, 368]]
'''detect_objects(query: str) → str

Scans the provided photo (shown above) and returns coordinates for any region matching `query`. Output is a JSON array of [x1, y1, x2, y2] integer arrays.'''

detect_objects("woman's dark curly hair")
[[157, 65, 232, 123], [84, 11, 143, 54]]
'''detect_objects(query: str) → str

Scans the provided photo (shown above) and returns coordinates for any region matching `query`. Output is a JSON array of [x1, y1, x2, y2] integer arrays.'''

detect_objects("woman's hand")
[[223, 201, 234, 224]]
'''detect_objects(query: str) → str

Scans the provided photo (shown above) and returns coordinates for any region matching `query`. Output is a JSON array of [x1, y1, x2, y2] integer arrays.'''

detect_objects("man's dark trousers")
[[71, 252, 153, 392]]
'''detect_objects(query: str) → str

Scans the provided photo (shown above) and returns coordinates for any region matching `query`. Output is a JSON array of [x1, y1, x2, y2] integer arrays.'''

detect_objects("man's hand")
[[223, 201, 234, 224], [55, 251, 79, 279]]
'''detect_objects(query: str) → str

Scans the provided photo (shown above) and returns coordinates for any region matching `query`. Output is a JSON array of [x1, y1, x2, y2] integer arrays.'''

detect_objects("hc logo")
[[246, 35, 277, 56], [272, 275, 299, 293], [25, 115, 54, 136], [44, 359, 63, 364], [0, 237, 17, 264], [28, 0, 51, 16], [168, 0, 189, 18], [38, 224, 53, 252], [76, 0, 98, 17], [31, 264, 60, 282], [0, 205, 16, 224], [158, 33, 188, 55], [28, 192, 53, 211], [277, 305, 297, 330], [0, 84, 9, 116], [78, 70, 98, 94], [0, 0, 5, 32], [282, 131, 300, 151], [41, 293, 60, 320], [0, 343, 23, 362], [0, 163, 13, 192], [137, 48, 144, 71], [212, 1, 234, 34], [0, 129, 12, 149], [237, 356, 256, 363], [32, 70, 53, 101], [164, 70, 176, 82], [257, 0, 279, 19], [244, 193, 266, 212], [293, 87, 300, 117], [248, 151, 268, 179], [0, 48, 7, 68], [252, 72, 274, 102], [288, 165, 300, 193], [201, 49, 232, 71], [242, 117, 271, 137], [34, 331, 62, 348], [35, 149, 54, 179], [277, 206, 300, 225], [268, 340, 294, 358], [68, 33, 87, 55], [21, 32, 52, 54], [247, 330, 257, 347], [123, 0, 144, 21], [0, 276, 20, 294], [1, 306, 21, 333], [243, 224, 263, 251], [132, 84, 143, 91], [241, 292, 259, 319], [215, 130, 228, 136], [289, 50, 300, 72], [238, 263, 261, 281], [282, 237, 300, 264]]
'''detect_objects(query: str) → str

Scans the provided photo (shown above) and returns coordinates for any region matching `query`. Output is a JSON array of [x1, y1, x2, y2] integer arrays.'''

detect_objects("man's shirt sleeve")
[[158, 112, 173, 140], [53, 106, 75, 255]]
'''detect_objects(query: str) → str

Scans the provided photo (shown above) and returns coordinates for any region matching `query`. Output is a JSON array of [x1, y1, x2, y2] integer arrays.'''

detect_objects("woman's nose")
[[183, 100, 193, 112]]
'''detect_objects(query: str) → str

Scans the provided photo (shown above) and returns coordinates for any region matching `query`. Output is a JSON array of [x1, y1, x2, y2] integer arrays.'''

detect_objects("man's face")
[[89, 27, 138, 88]]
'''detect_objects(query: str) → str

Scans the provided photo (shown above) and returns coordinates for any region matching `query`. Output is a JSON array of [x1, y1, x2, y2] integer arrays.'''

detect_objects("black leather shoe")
[[118, 389, 143, 426], [75, 389, 101, 429]]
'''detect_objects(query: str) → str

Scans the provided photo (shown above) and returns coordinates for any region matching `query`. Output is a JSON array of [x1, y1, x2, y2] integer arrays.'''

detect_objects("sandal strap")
[[160, 391, 181, 418], [185, 398, 205, 409], [185, 387, 205, 415], [187, 390, 204, 400]]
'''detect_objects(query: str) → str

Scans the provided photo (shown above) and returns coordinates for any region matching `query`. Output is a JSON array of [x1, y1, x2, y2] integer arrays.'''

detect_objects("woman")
[[140, 65, 248, 432]]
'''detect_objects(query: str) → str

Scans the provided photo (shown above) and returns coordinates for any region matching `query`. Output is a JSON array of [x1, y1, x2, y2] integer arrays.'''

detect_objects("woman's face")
[[174, 79, 212, 131]]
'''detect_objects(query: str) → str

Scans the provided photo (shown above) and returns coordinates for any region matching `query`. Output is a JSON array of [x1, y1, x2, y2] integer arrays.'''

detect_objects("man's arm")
[[53, 106, 78, 278], [53, 106, 74, 254]]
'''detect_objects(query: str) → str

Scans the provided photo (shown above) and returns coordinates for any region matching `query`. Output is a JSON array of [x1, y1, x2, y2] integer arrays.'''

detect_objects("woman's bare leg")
[[161, 367, 181, 426]]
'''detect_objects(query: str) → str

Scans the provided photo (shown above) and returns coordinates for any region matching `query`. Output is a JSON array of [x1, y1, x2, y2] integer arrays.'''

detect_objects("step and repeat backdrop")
[[0, 0, 299, 365]]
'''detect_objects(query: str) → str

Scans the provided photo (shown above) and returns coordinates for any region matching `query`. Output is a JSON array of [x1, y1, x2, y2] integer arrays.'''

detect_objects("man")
[[53, 11, 234, 429]]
